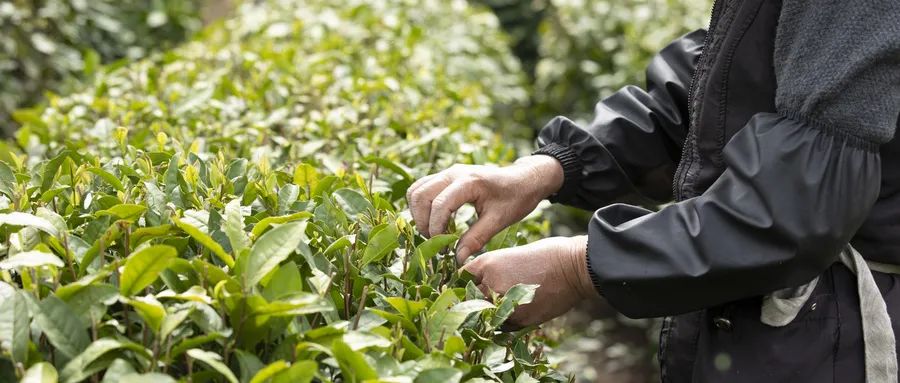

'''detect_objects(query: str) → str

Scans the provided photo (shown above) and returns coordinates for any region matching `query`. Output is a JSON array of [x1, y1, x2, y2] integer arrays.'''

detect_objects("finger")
[[408, 174, 452, 237], [428, 178, 478, 237], [460, 255, 487, 284], [406, 174, 436, 226], [455, 214, 502, 264], [406, 174, 436, 204]]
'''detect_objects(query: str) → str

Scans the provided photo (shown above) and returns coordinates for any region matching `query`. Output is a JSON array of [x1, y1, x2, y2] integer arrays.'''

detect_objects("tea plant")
[[0, 0, 562, 382]]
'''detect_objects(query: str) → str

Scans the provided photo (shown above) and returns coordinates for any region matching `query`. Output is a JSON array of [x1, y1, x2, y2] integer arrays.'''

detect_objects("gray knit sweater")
[[775, 0, 900, 144]]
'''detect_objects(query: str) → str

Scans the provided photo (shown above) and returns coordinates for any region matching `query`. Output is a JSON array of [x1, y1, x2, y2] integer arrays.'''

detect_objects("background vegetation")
[[0, 0, 202, 136]]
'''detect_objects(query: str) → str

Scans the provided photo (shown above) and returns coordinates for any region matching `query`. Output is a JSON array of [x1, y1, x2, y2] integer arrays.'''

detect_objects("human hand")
[[406, 155, 563, 263], [462, 235, 598, 327]]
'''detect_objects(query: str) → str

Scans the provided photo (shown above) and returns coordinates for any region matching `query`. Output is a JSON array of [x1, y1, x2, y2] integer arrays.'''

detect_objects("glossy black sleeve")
[[535, 30, 704, 210], [586, 114, 881, 317]]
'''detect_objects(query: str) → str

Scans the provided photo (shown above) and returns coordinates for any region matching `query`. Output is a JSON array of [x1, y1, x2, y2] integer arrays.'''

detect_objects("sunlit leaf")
[[244, 221, 307, 286], [187, 348, 239, 383], [119, 245, 177, 297]]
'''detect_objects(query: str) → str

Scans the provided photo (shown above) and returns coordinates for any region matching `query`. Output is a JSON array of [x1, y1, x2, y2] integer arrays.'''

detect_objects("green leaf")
[[96, 204, 147, 221], [173, 215, 235, 267], [342, 331, 391, 350], [416, 234, 458, 261], [293, 163, 319, 195], [0, 250, 64, 269], [34, 295, 89, 358], [130, 224, 174, 246], [263, 261, 303, 300], [61, 338, 149, 383], [249, 361, 289, 383], [271, 360, 316, 383], [100, 359, 137, 383], [116, 373, 176, 383], [0, 161, 16, 198], [0, 283, 29, 363], [415, 368, 462, 383], [235, 350, 264, 383], [36, 207, 67, 238], [0, 212, 58, 237], [428, 299, 495, 344], [244, 221, 307, 287], [119, 245, 177, 297], [249, 211, 312, 238], [40, 151, 69, 193], [333, 188, 373, 219], [125, 296, 166, 334], [253, 293, 331, 317], [332, 340, 377, 383], [250, 360, 289, 383], [323, 235, 353, 255], [223, 199, 250, 255], [21, 362, 57, 383], [363, 156, 413, 181], [384, 297, 426, 320], [491, 284, 538, 328], [360, 223, 399, 266], [87, 167, 125, 192], [187, 348, 239, 383], [61, 283, 118, 324]]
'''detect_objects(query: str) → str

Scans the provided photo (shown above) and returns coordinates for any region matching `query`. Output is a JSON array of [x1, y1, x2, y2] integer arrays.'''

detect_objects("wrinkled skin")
[[463, 236, 598, 327], [407, 155, 598, 327]]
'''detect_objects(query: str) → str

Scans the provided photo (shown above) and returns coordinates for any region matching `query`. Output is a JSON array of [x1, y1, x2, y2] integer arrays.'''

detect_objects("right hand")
[[406, 155, 564, 263]]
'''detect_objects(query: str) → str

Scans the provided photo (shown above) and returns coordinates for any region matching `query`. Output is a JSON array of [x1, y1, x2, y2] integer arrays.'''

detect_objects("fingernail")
[[456, 246, 470, 263]]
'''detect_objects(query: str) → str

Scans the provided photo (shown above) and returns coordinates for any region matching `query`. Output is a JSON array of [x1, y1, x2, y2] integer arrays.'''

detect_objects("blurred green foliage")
[[0, 0, 202, 136], [475, 0, 711, 125]]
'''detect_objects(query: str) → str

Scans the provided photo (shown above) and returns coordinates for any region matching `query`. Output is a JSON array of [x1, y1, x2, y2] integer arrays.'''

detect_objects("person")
[[407, 0, 900, 381]]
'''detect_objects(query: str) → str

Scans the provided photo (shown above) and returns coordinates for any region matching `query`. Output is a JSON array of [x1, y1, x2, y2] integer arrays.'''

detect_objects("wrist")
[[514, 155, 564, 199], [567, 235, 598, 300]]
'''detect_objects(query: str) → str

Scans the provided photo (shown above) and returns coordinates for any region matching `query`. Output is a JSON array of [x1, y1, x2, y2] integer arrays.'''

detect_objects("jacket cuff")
[[532, 142, 583, 203], [584, 234, 604, 295]]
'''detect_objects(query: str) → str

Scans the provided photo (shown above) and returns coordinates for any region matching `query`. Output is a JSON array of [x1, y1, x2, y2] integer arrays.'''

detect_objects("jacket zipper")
[[673, 0, 722, 201]]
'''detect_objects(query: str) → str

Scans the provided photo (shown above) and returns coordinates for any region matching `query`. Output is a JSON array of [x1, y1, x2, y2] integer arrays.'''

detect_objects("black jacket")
[[534, 0, 900, 381]]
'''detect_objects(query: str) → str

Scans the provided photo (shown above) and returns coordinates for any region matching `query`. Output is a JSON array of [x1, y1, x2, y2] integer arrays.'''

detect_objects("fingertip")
[[455, 245, 471, 264]]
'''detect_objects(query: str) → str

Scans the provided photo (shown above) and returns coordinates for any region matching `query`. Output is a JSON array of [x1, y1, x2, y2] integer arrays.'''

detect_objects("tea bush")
[[0, 0, 202, 136], [0, 0, 564, 382]]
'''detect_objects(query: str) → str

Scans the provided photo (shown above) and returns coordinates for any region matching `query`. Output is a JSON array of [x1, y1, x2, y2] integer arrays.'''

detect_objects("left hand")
[[462, 235, 599, 327]]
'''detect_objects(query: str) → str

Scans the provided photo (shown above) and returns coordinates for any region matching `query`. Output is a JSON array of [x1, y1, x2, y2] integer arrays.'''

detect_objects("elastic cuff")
[[533, 142, 583, 203], [584, 234, 604, 296]]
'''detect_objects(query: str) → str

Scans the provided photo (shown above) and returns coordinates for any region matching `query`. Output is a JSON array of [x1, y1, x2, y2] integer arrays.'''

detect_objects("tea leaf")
[[245, 221, 307, 286], [21, 362, 57, 383], [224, 199, 250, 255], [173, 216, 235, 267], [34, 295, 89, 358], [0, 284, 29, 363], [360, 223, 399, 266], [491, 284, 538, 327], [187, 348, 239, 383], [119, 245, 177, 297], [0, 250, 64, 269], [332, 340, 377, 383]]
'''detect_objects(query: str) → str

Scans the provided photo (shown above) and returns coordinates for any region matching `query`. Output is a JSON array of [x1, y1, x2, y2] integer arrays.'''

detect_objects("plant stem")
[[342, 250, 352, 320], [350, 285, 369, 330]]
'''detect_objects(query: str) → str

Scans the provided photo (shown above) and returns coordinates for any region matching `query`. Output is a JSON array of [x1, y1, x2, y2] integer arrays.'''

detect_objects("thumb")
[[455, 214, 502, 264]]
